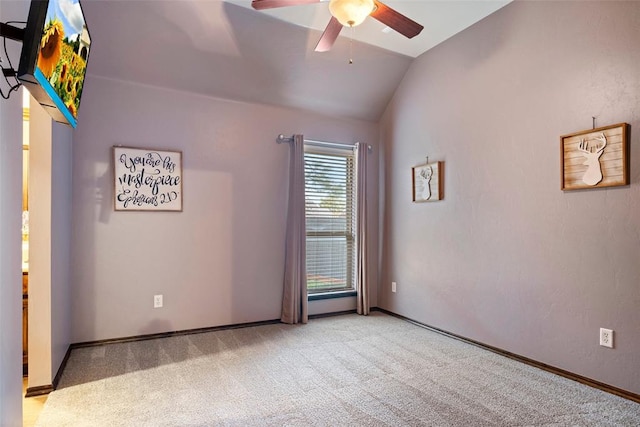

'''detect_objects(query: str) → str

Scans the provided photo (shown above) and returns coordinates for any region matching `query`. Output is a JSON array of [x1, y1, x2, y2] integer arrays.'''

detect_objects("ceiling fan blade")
[[371, 0, 423, 39], [315, 17, 342, 52], [251, 0, 322, 10]]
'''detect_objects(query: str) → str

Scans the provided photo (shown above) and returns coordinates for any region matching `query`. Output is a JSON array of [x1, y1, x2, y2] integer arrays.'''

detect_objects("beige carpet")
[[36, 312, 640, 426]]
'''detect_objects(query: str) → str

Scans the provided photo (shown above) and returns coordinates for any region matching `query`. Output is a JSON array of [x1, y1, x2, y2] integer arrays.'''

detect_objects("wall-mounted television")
[[17, 0, 91, 128]]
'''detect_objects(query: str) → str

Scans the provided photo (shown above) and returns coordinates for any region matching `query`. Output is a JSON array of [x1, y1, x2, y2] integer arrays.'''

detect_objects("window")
[[304, 144, 356, 295]]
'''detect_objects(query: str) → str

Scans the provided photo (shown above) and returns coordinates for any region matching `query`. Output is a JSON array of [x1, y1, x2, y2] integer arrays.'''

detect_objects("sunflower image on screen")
[[38, 12, 89, 117], [38, 19, 63, 78]]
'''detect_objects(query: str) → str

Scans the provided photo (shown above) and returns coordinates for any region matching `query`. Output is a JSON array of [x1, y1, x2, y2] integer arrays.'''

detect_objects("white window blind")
[[304, 144, 356, 294]]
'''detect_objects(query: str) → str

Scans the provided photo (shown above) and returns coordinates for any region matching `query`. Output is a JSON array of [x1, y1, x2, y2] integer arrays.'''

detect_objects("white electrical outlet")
[[391, 282, 397, 293], [154, 294, 163, 308], [599, 328, 613, 348]]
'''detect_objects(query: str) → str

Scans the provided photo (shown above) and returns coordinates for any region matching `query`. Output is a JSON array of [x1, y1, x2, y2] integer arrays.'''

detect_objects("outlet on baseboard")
[[391, 282, 397, 293], [154, 294, 163, 308], [599, 328, 613, 348]]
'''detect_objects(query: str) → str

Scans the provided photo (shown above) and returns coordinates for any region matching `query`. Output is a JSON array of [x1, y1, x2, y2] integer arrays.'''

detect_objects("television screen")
[[18, 0, 91, 128]]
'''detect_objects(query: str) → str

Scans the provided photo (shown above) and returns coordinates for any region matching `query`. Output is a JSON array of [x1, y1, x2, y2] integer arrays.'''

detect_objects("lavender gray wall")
[[0, 101, 23, 425], [51, 123, 73, 380], [0, 108, 23, 424], [380, 1, 640, 394], [70, 76, 379, 343], [0, 1, 27, 424]]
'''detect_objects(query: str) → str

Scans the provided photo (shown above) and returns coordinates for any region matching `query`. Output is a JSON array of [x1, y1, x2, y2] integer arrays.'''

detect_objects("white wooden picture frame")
[[113, 146, 183, 211]]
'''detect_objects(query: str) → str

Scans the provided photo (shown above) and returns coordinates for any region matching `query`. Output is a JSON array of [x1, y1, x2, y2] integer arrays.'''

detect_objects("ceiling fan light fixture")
[[329, 0, 375, 27]]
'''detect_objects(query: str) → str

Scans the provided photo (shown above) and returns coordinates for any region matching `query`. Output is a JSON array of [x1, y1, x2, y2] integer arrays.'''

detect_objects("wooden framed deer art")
[[412, 161, 443, 202], [561, 123, 629, 191]]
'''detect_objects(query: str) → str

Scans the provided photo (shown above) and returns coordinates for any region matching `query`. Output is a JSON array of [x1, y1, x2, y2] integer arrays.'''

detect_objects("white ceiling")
[[81, 1, 512, 122], [229, 0, 511, 57]]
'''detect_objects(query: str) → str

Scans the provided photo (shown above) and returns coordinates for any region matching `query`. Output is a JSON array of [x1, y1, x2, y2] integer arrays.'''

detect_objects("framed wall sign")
[[561, 123, 629, 191], [412, 161, 443, 202], [113, 146, 183, 211]]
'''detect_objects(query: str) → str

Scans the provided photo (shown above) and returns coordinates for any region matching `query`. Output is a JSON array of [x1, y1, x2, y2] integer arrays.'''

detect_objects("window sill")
[[308, 290, 357, 301]]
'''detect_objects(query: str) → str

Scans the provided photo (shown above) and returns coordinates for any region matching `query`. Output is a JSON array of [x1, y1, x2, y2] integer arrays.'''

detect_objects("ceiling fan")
[[251, 0, 424, 52]]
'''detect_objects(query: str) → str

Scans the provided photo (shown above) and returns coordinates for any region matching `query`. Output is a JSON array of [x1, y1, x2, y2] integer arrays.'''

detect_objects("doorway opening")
[[22, 88, 30, 376]]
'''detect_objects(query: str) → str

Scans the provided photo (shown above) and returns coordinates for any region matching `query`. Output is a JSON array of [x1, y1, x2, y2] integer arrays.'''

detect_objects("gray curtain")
[[356, 143, 369, 315], [281, 135, 308, 324]]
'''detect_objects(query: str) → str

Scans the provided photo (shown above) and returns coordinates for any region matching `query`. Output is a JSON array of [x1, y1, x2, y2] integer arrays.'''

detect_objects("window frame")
[[303, 143, 357, 298]]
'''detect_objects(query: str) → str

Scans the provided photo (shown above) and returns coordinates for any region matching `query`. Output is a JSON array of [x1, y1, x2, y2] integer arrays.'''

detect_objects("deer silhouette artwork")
[[577, 133, 607, 186], [419, 165, 433, 200]]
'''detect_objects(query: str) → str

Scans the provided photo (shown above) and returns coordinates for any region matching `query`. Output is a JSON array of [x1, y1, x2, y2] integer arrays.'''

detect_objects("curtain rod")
[[276, 134, 372, 152]]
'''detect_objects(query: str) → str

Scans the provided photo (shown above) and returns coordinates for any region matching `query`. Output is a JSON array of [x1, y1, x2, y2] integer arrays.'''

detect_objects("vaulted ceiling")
[[81, 1, 510, 122]]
